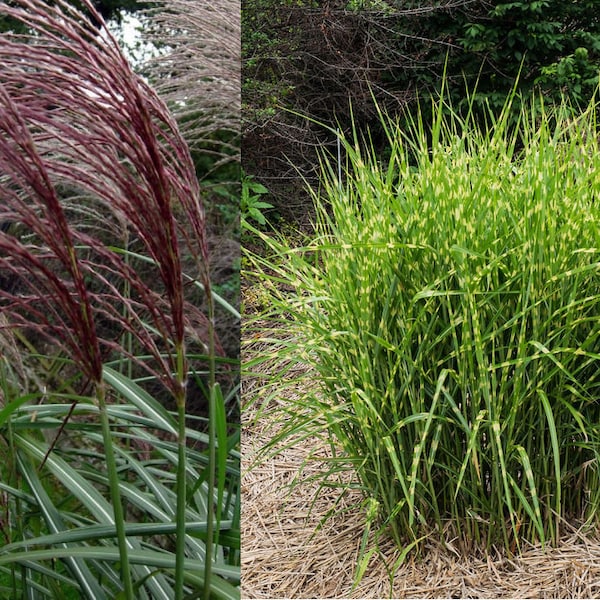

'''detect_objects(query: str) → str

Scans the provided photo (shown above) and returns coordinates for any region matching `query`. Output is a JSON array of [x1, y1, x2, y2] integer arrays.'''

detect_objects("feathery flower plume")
[[0, 1, 219, 596], [145, 0, 241, 161], [0, 0, 214, 397]]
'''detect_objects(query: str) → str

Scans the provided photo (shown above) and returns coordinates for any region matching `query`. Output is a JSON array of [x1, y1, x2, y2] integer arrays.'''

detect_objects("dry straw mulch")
[[242, 346, 600, 599]]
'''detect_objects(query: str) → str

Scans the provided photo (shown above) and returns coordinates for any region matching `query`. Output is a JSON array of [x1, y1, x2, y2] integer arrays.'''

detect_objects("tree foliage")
[[92, 0, 149, 20], [458, 0, 600, 108], [242, 0, 600, 219]]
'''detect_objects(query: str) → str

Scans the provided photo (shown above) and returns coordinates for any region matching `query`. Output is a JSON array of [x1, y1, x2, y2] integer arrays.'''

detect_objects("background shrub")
[[242, 0, 600, 221]]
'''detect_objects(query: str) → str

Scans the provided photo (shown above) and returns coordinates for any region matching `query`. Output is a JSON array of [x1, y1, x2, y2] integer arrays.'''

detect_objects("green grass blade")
[[15, 452, 108, 600], [538, 388, 562, 541], [102, 367, 177, 435]]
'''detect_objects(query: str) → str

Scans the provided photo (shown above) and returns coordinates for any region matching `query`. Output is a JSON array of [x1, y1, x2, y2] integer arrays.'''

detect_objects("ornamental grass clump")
[[246, 93, 600, 565], [0, 1, 239, 598]]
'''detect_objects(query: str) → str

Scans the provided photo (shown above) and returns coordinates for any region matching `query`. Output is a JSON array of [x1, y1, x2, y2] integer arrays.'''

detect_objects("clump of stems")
[[247, 91, 600, 570]]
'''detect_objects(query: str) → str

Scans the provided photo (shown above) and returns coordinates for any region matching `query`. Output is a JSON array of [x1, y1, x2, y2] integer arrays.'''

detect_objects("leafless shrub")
[[242, 2, 473, 219]]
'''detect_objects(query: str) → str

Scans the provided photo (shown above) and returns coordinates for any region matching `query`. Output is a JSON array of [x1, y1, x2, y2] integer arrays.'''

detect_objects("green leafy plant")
[[536, 47, 600, 105], [241, 174, 273, 226], [245, 89, 600, 587], [459, 1, 600, 108]]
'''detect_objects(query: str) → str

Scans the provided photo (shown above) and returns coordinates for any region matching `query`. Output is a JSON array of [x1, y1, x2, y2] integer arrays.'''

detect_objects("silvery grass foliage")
[[144, 0, 241, 164], [0, 1, 239, 599], [245, 92, 600, 581]]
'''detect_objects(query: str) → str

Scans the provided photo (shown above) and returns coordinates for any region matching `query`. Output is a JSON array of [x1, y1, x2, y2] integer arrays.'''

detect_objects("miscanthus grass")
[[0, 1, 239, 598], [245, 93, 600, 574], [145, 0, 240, 163]]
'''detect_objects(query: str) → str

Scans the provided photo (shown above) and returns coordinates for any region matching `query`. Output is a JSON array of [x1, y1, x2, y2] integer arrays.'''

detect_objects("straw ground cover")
[[243, 91, 600, 592], [242, 352, 600, 598], [0, 1, 239, 598]]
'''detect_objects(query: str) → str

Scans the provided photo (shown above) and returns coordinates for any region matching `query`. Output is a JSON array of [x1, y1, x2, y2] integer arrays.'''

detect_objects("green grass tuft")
[[245, 91, 600, 568]]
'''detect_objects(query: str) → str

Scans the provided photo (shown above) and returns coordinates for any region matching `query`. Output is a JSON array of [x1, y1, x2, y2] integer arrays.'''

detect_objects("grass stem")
[[175, 343, 188, 600], [96, 379, 134, 599]]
